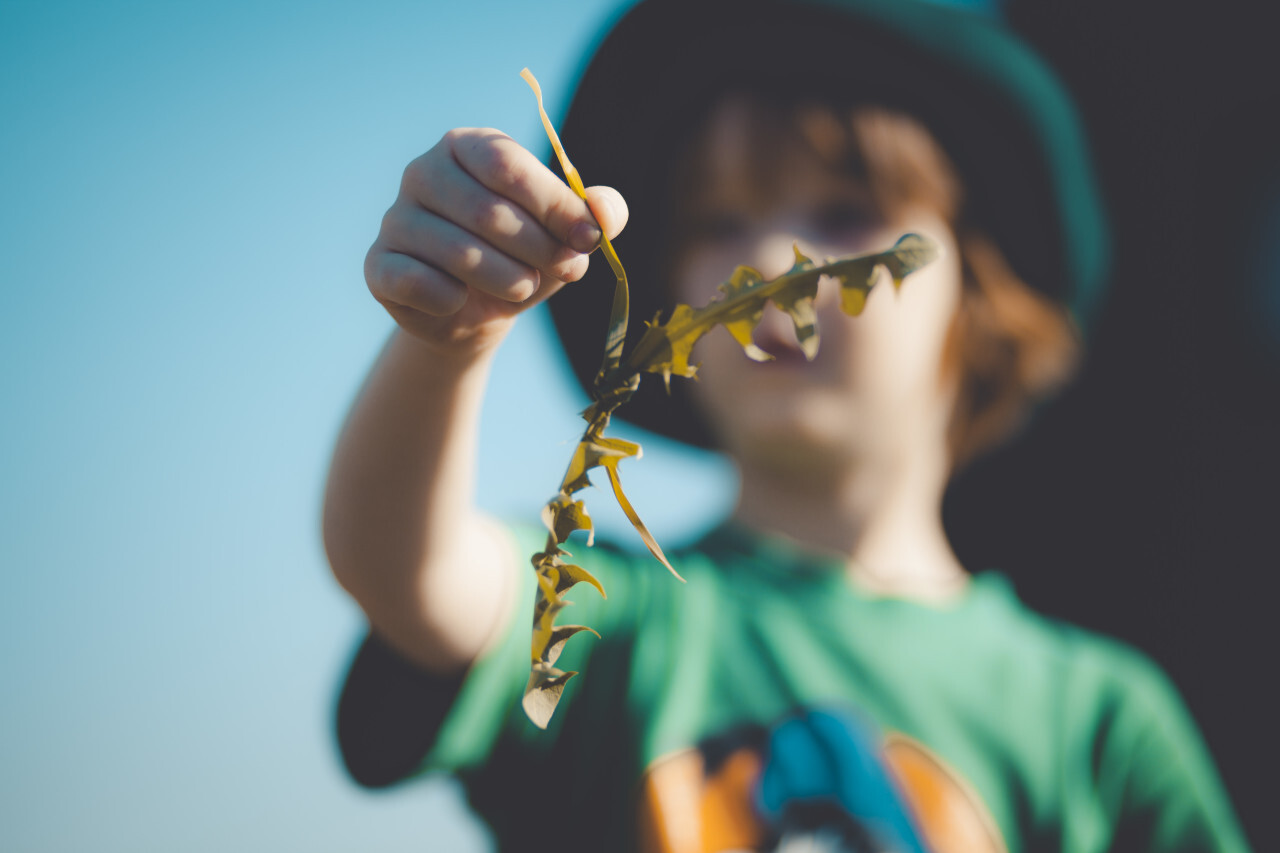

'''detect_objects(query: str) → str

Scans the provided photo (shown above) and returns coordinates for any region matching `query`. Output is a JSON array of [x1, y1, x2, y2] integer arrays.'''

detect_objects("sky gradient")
[[0, 1, 735, 849]]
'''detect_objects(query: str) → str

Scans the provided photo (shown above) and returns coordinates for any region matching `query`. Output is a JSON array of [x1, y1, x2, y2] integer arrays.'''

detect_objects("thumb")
[[583, 186, 628, 244]]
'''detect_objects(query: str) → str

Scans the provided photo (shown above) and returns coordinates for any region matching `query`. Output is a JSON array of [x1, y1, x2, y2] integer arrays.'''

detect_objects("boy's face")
[[671, 97, 964, 475]]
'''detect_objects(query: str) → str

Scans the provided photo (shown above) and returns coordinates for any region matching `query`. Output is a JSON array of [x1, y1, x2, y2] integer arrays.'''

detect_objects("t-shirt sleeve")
[[1087, 644, 1252, 853], [335, 520, 652, 795], [422, 523, 637, 775], [335, 629, 468, 788], [334, 524, 543, 785]]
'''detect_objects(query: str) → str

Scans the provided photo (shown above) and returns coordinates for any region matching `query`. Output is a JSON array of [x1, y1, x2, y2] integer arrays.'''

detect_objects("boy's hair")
[[663, 98, 1080, 467], [547, 0, 1107, 455]]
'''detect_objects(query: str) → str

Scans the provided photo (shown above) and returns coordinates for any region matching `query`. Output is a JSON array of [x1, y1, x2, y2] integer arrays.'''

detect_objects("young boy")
[[324, 0, 1250, 850]]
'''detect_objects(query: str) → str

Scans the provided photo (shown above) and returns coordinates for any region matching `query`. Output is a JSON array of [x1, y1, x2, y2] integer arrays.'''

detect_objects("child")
[[324, 0, 1250, 850]]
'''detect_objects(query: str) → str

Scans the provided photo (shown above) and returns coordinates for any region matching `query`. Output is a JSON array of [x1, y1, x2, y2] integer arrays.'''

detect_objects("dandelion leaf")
[[524, 664, 577, 730], [836, 260, 878, 315], [719, 266, 772, 361], [882, 232, 939, 288], [521, 67, 630, 379], [549, 555, 606, 598], [771, 247, 822, 358], [561, 435, 642, 495], [632, 306, 701, 390], [603, 462, 684, 581], [531, 572, 569, 662], [518, 69, 938, 728], [542, 493, 594, 546], [526, 542, 605, 727], [545, 625, 600, 666]]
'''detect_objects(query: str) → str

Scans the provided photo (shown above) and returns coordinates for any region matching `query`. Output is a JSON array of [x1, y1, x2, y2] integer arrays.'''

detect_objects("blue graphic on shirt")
[[756, 708, 929, 853]]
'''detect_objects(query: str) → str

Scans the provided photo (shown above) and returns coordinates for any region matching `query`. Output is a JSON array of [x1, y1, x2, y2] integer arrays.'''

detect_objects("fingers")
[[447, 129, 604, 252], [408, 133, 593, 281], [583, 186, 628, 244], [379, 202, 543, 302], [368, 127, 629, 321], [366, 250, 470, 318]]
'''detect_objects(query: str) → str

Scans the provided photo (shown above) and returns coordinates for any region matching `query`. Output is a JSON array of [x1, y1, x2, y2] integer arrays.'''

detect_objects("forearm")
[[326, 125, 625, 673], [323, 330, 516, 673]]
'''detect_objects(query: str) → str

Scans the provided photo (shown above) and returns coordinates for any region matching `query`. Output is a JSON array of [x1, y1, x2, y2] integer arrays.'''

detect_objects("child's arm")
[[323, 128, 626, 675]]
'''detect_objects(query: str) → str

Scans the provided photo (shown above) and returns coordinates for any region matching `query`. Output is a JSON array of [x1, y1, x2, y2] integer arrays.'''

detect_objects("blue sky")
[[0, 1, 734, 849]]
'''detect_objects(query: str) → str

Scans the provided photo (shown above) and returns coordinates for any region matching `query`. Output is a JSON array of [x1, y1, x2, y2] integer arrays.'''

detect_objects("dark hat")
[[547, 0, 1109, 449]]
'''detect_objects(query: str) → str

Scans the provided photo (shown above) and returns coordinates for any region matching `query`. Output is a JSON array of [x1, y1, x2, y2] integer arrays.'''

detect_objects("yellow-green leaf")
[[523, 663, 577, 730], [602, 462, 684, 582], [519, 69, 938, 729], [522, 67, 631, 379], [541, 494, 594, 546]]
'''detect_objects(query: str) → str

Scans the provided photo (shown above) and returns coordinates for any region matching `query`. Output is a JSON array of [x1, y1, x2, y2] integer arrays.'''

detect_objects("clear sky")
[[0, 1, 736, 849]]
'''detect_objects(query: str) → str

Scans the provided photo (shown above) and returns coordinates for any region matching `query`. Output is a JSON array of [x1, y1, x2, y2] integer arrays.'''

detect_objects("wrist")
[[393, 320, 510, 375]]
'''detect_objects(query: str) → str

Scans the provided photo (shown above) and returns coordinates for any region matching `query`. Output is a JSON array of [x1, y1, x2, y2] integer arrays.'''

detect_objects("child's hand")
[[365, 128, 627, 357]]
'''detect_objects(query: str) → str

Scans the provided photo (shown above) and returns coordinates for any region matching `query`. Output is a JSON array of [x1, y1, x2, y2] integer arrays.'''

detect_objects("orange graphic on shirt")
[[636, 730, 1006, 853]]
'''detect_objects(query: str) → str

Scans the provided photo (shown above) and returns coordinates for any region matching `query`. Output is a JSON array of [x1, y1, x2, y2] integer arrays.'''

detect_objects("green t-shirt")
[[424, 523, 1249, 853]]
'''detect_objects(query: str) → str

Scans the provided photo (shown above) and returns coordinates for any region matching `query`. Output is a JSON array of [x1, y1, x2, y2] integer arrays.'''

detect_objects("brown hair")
[[664, 98, 1080, 468]]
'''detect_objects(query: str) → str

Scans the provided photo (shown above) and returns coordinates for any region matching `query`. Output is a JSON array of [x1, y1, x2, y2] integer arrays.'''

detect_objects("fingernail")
[[569, 220, 602, 254]]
